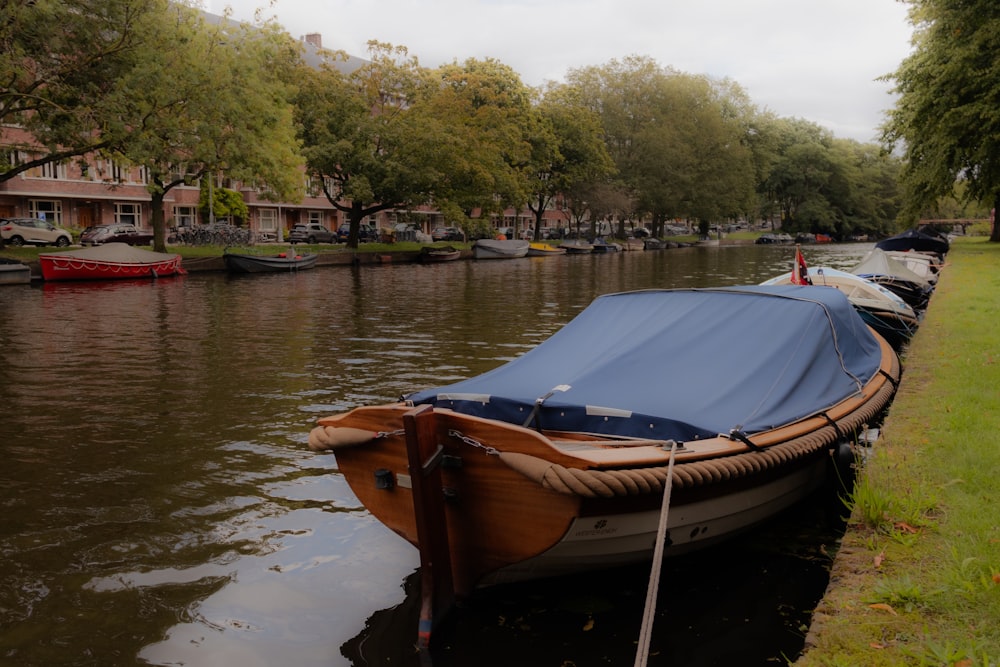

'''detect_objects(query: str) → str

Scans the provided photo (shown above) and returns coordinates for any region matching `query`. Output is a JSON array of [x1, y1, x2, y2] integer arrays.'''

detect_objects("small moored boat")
[[875, 226, 950, 257], [590, 238, 622, 253], [851, 248, 934, 311], [762, 266, 921, 351], [561, 240, 594, 254], [38, 243, 185, 281], [0, 258, 31, 285], [420, 245, 462, 262], [527, 242, 566, 257], [472, 239, 529, 259], [308, 286, 900, 645], [223, 250, 318, 273]]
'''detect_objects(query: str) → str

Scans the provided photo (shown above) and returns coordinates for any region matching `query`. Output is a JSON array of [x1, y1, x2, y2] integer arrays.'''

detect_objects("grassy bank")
[[796, 236, 1000, 666]]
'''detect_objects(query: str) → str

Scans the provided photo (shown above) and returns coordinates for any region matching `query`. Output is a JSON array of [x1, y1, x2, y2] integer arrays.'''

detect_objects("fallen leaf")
[[894, 522, 919, 534], [874, 550, 885, 568], [955, 660, 973, 667], [868, 603, 898, 615], [869, 642, 886, 649], [992, 573, 1000, 584]]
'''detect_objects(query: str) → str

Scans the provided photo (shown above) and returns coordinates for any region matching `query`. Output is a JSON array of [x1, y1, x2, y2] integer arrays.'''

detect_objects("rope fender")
[[308, 425, 381, 451], [499, 376, 897, 499]]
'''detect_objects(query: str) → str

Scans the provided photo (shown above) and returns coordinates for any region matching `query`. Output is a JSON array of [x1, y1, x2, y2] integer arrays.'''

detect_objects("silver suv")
[[288, 223, 337, 244], [0, 218, 73, 247]]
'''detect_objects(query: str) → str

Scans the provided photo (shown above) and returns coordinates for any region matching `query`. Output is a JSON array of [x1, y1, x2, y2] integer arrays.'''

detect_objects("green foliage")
[[883, 0, 1000, 240], [4, 3, 907, 247], [198, 180, 249, 222], [846, 475, 895, 532], [0, 0, 159, 180], [295, 41, 446, 247]]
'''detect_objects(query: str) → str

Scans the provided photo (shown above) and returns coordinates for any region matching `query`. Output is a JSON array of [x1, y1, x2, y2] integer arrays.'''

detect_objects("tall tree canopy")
[[0, 0, 155, 181], [295, 42, 444, 247], [883, 0, 1000, 241], [111, 5, 304, 251], [566, 57, 756, 236]]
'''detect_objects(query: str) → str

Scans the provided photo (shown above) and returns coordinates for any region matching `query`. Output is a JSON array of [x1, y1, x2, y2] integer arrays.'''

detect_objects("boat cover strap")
[[878, 368, 900, 389], [727, 428, 763, 452], [818, 411, 843, 443]]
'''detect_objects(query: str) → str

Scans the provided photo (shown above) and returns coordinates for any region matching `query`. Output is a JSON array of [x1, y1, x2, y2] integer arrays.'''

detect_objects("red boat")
[[38, 243, 185, 281]]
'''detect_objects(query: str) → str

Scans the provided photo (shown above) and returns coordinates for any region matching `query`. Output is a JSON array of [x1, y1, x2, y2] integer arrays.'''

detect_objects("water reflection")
[[0, 244, 873, 666]]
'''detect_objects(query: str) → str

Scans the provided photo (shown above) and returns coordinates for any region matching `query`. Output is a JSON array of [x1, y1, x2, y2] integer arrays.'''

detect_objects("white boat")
[[472, 239, 529, 259], [851, 248, 935, 311], [762, 266, 921, 350]]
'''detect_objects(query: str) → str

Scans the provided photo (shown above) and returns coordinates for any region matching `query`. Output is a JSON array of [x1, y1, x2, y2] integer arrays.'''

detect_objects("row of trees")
[[4, 0, 995, 252]]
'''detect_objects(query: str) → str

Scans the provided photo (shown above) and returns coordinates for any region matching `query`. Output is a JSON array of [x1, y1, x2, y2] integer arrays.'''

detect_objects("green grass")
[[796, 236, 1000, 667]]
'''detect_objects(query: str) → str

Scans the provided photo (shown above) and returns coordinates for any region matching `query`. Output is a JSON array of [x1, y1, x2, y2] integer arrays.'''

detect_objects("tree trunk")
[[991, 193, 1000, 243], [151, 189, 167, 253]]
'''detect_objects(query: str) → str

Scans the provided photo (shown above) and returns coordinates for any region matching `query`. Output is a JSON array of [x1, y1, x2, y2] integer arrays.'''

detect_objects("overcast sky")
[[216, 0, 914, 144]]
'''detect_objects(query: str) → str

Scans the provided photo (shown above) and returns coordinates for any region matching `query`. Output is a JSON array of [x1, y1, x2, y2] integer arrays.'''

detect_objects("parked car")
[[336, 223, 378, 243], [431, 226, 464, 242], [288, 222, 337, 244], [80, 223, 154, 246], [0, 218, 72, 247]]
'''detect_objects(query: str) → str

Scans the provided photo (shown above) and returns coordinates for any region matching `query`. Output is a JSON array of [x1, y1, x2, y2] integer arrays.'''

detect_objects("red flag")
[[791, 245, 812, 285]]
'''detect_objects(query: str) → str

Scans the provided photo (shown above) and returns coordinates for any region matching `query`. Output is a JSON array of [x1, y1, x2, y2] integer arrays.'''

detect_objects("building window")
[[307, 210, 323, 225], [29, 200, 63, 224], [25, 160, 66, 180], [114, 203, 142, 226], [259, 208, 278, 233], [173, 206, 196, 228]]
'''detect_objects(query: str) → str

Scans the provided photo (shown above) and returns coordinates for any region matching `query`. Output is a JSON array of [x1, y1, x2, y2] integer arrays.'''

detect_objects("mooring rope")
[[635, 440, 677, 667]]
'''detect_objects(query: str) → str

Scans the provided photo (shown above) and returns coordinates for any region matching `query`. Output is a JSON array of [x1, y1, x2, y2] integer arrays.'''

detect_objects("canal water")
[[0, 243, 876, 666]]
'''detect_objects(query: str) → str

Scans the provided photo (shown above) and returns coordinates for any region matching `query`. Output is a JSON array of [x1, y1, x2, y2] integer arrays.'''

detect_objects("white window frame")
[[258, 208, 278, 233], [114, 202, 142, 226], [29, 200, 63, 225], [172, 206, 196, 228]]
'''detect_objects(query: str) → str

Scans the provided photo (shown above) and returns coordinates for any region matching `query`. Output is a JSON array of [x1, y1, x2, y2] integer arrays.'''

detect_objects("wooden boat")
[[561, 240, 594, 254], [0, 258, 31, 285], [308, 286, 900, 644], [223, 250, 318, 273], [420, 245, 462, 262], [527, 242, 566, 257], [38, 243, 185, 281], [761, 266, 921, 351], [472, 239, 529, 259], [850, 248, 934, 311]]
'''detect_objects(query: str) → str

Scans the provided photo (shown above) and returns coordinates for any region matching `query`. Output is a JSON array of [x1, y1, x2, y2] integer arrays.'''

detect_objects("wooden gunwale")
[[317, 329, 898, 472]]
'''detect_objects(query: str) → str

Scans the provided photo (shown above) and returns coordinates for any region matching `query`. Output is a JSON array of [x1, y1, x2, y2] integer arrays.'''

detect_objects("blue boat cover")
[[405, 286, 884, 443]]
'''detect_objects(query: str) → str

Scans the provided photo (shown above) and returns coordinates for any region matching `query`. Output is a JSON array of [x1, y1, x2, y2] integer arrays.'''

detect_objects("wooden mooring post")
[[403, 405, 455, 651]]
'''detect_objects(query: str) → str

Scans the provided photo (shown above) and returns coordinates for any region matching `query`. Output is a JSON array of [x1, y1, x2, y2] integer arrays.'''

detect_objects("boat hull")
[[38, 244, 184, 281], [223, 252, 318, 273], [472, 239, 529, 259], [420, 246, 461, 262], [313, 325, 898, 596], [527, 243, 566, 256], [484, 455, 830, 585], [0, 260, 31, 285]]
